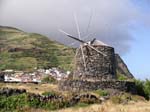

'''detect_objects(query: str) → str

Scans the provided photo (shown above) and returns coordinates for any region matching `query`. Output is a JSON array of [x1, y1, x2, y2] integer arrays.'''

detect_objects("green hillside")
[[0, 26, 75, 71]]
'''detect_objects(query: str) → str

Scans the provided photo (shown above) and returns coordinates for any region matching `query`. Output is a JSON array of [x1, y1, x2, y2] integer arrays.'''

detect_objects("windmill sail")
[[59, 13, 107, 68], [74, 13, 87, 71], [59, 29, 107, 57], [59, 29, 85, 43]]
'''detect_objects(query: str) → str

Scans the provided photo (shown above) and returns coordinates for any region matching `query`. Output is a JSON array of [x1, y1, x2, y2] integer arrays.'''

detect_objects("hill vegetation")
[[0, 26, 75, 71], [0, 26, 134, 79]]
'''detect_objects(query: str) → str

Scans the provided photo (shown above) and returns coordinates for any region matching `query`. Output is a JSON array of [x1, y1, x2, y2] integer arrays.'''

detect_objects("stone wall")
[[59, 80, 137, 94], [0, 72, 4, 82], [0, 88, 26, 96], [73, 45, 116, 81]]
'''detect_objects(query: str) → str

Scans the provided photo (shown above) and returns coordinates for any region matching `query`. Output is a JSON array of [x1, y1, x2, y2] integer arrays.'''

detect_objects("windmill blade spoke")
[[74, 13, 87, 71], [87, 44, 107, 57], [80, 45, 87, 71], [69, 41, 78, 46], [83, 32, 95, 40], [85, 9, 93, 35], [74, 13, 81, 39], [74, 48, 80, 67], [67, 35, 85, 43], [59, 29, 85, 43], [75, 48, 80, 58], [59, 29, 72, 36], [91, 38, 96, 44]]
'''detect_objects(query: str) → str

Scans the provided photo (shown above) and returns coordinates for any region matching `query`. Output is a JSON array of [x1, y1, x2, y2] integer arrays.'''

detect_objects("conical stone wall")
[[73, 45, 116, 81]]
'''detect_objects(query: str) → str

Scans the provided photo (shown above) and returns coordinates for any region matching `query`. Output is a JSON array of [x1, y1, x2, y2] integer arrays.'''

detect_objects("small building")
[[4, 69, 14, 73]]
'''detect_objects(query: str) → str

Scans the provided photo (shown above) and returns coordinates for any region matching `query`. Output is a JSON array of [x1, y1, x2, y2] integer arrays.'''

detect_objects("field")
[[0, 83, 59, 94], [55, 101, 150, 112], [12, 101, 150, 112]]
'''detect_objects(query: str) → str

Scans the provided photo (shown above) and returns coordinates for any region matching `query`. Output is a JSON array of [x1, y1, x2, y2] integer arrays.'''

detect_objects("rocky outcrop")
[[0, 88, 26, 96], [70, 93, 101, 105], [28, 93, 64, 103], [115, 54, 134, 78], [28, 92, 101, 106]]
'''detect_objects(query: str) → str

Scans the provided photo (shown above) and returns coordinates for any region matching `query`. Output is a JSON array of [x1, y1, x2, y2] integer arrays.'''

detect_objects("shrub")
[[0, 93, 28, 112], [74, 103, 90, 108], [42, 91, 57, 96], [40, 100, 69, 110], [117, 73, 128, 81], [111, 96, 122, 104], [94, 89, 109, 96], [41, 76, 57, 83], [27, 96, 41, 108], [118, 75, 128, 81], [0, 93, 69, 111], [135, 80, 145, 98], [111, 92, 146, 104], [135, 79, 150, 100], [143, 79, 150, 100]]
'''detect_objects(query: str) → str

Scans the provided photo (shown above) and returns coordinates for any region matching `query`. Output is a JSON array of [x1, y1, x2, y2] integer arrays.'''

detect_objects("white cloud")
[[0, 0, 148, 54]]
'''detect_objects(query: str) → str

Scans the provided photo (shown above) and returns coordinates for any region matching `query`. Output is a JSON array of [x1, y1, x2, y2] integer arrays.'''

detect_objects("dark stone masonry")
[[73, 45, 116, 81], [0, 72, 4, 82], [0, 88, 26, 96], [59, 80, 137, 94]]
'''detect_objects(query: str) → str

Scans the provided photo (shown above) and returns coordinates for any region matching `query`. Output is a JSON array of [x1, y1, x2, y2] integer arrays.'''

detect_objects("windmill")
[[59, 14, 107, 71], [59, 14, 116, 81]]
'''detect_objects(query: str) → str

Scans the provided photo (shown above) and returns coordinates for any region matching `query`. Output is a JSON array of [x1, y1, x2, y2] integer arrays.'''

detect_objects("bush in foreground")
[[93, 89, 109, 97], [0, 93, 69, 112], [0, 91, 100, 111], [135, 79, 150, 100]]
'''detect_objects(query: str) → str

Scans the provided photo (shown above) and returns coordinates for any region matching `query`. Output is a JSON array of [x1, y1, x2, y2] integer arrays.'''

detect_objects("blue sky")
[[123, 26, 150, 79], [122, 1, 150, 79], [0, 0, 150, 80]]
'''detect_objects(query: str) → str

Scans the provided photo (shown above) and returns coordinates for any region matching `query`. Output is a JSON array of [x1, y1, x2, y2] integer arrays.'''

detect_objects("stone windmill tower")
[[74, 40, 116, 81], [59, 14, 116, 81]]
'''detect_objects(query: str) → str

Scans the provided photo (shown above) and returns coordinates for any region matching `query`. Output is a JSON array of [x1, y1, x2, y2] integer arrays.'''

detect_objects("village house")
[[2, 68, 70, 83]]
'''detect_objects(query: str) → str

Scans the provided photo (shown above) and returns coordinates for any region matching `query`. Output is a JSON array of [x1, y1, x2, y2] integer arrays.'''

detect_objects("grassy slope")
[[0, 26, 75, 71]]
